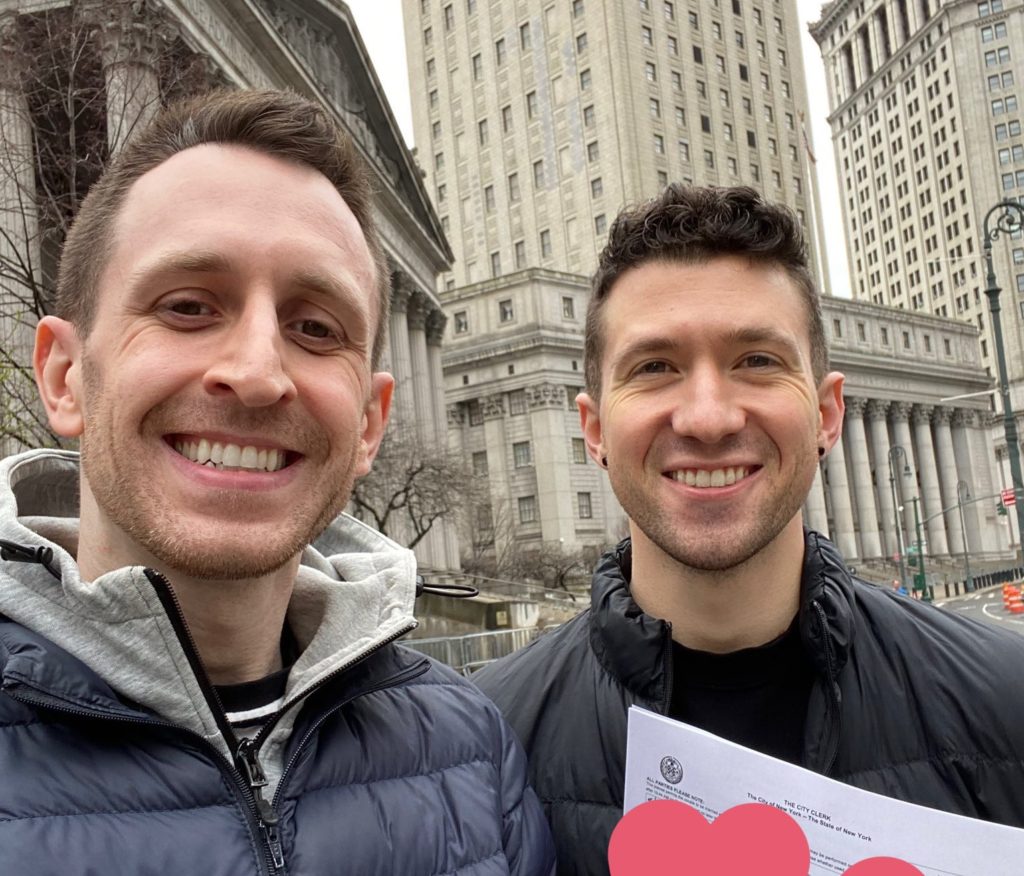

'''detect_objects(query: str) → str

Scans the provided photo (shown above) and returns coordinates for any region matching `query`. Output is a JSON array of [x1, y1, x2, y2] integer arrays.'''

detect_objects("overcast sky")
[[347, 0, 851, 297]]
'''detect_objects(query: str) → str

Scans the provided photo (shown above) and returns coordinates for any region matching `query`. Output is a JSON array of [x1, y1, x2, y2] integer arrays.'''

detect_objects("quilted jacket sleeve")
[[496, 711, 557, 876]]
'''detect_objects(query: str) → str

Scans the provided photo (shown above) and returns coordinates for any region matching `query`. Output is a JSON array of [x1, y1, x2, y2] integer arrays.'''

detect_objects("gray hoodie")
[[0, 447, 419, 798]]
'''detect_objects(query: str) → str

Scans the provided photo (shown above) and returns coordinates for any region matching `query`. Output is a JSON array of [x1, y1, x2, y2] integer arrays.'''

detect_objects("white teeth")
[[673, 466, 750, 488], [174, 439, 287, 472]]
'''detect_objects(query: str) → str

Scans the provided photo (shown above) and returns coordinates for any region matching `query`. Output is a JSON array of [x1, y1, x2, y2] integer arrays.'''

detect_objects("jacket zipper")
[[143, 568, 425, 869], [143, 569, 284, 874], [810, 599, 842, 775]]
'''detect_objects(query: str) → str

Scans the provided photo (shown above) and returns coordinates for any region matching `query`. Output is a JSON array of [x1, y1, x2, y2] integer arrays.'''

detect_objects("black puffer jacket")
[[474, 531, 1024, 876]]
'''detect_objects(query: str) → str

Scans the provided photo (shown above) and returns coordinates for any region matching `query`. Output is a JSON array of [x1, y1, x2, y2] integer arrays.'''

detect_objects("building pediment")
[[251, 0, 448, 263]]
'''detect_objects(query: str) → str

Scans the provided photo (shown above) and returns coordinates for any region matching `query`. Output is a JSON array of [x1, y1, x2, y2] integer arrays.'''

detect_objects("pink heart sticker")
[[844, 858, 926, 875], [608, 800, 810, 875], [608, 801, 925, 876]]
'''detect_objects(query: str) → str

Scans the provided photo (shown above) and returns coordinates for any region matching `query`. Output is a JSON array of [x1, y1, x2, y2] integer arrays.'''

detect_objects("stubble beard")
[[80, 361, 359, 581], [608, 451, 816, 574]]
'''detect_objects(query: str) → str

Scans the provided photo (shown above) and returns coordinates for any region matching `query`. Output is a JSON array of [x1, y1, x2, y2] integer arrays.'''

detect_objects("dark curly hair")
[[584, 184, 827, 397]]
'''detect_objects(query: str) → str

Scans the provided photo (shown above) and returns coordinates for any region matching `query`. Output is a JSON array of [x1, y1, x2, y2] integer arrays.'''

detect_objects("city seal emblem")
[[659, 755, 684, 785]]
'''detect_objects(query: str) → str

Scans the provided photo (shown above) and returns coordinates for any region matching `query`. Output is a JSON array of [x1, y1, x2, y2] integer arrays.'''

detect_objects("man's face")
[[50, 144, 391, 580], [578, 256, 844, 572]]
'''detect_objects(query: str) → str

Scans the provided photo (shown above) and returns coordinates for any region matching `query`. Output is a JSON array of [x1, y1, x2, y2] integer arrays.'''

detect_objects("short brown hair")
[[584, 184, 827, 397], [56, 89, 392, 367]]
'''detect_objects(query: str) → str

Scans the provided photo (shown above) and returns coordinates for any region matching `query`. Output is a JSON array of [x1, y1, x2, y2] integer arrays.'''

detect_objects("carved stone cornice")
[[87, 0, 170, 70], [911, 404, 934, 425], [931, 406, 953, 426], [482, 393, 505, 420], [446, 404, 464, 427], [390, 273, 413, 313], [844, 396, 868, 418], [865, 398, 891, 422], [426, 309, 447, 346], [951, 409, 977, 429], [407, 290, 430, 331], [0, 12, 20, 92], [889, 401, 913, 422], [526, 382, 567, 409]]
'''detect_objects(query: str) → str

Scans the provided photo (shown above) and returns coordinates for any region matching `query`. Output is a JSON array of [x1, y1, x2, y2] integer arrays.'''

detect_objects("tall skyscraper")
[[810, 0, 1024, 398], [402, 0, 829, 564]]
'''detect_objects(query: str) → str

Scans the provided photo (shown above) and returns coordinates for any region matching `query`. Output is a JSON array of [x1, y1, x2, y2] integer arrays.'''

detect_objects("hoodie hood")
[[0, 448, 418, 791]]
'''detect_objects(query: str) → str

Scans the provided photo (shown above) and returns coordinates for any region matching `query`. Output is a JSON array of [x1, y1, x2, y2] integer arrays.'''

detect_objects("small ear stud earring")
[[818, 447, 826, 458], [601, 456, 608, 468]]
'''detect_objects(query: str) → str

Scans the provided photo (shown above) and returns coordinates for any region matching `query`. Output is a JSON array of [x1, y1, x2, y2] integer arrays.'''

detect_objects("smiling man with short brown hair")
[[475, 184, 1024, 876], [0, 90, 553, 875]]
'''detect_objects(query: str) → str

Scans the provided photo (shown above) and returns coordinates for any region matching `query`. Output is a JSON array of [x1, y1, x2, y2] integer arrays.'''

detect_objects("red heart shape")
[[608, 800, 810, 875]]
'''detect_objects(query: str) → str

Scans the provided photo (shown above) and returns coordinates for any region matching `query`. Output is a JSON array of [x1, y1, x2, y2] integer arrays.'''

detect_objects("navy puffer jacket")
[[0, 617, 553, 875]]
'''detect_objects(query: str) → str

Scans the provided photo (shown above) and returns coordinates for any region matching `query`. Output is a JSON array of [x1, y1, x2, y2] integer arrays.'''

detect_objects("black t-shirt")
[[214, 623, 300, 733], [669, 618, 813, 766]]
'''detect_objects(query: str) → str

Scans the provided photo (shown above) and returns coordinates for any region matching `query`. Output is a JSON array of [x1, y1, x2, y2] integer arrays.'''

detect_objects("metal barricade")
[[404, 626, 550, 676]]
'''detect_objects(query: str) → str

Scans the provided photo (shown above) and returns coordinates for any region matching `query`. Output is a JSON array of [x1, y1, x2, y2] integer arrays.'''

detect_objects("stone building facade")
[[444, 264, 1012, 572], [0, 0, 460, 569]]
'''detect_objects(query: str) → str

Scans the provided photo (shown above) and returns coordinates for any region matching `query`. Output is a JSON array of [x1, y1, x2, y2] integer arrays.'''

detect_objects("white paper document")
[[623, 707, 1024, 875]]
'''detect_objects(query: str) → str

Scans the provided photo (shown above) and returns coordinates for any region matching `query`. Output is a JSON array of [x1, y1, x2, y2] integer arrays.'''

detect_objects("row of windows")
[[1002, 170, 1024, 192], [978, 0, 1005, 15], [498, 438, 592, 470], [833, 317, 957, 356], [984, 46, 1012, 66], [514, 492, 593, 525], [989, 71, 1015, 91], [992, 95, 1019, 116], [980, 22, 1008, 42], [1000, 144, 1024, 165], [453, 295, 578, 336], [996, 120, 1022, 140]]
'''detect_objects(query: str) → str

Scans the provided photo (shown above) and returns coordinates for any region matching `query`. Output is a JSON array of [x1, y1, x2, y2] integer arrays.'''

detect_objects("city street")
[[935, 587, 1024, 637]]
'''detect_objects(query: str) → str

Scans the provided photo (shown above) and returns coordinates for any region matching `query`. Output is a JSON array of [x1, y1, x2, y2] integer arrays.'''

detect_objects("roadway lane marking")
[[982, 602, 1024, 625]]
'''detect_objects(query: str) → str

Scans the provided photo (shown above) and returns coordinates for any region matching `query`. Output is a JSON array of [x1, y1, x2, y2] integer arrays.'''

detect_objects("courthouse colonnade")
[[805, 398, 1003, 564]]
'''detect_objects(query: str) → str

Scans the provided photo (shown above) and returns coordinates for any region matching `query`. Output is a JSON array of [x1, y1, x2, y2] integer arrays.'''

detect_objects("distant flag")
[[798, 110, 818, 165]]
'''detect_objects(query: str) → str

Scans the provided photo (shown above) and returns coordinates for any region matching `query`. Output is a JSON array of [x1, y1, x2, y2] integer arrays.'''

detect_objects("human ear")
[[354, 372, 395, 477], [816, 371, 846, 453], [34, 316, 85, 438], [577, 391, 607, 467]]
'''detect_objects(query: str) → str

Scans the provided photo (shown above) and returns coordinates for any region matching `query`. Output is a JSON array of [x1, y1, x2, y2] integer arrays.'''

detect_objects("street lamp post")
[[982, 199, 1024, 562], [956, 480, 974, 593], [910, 496, 931, 602], [888, 445, 910, 592]]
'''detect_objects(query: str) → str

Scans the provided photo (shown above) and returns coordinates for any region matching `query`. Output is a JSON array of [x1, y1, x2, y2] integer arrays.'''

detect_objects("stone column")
[[91, 1, 164, 154], [844, 398, 882, 558], [951, 410, 985, 555], [526, 383, 575, 543], [804, 464, 830, 534], [824, 433, 859, 559], [482, 394, 515, 561], [427, 309, 459, 570], [425, 309, 448, 441], [407, 291, 435, 439], [911, 405, 948, 554], [865, 400, 898, 559], [388, 274, 416, 428], [890, 402, 918, 544], [932, 407, 963, 554]]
